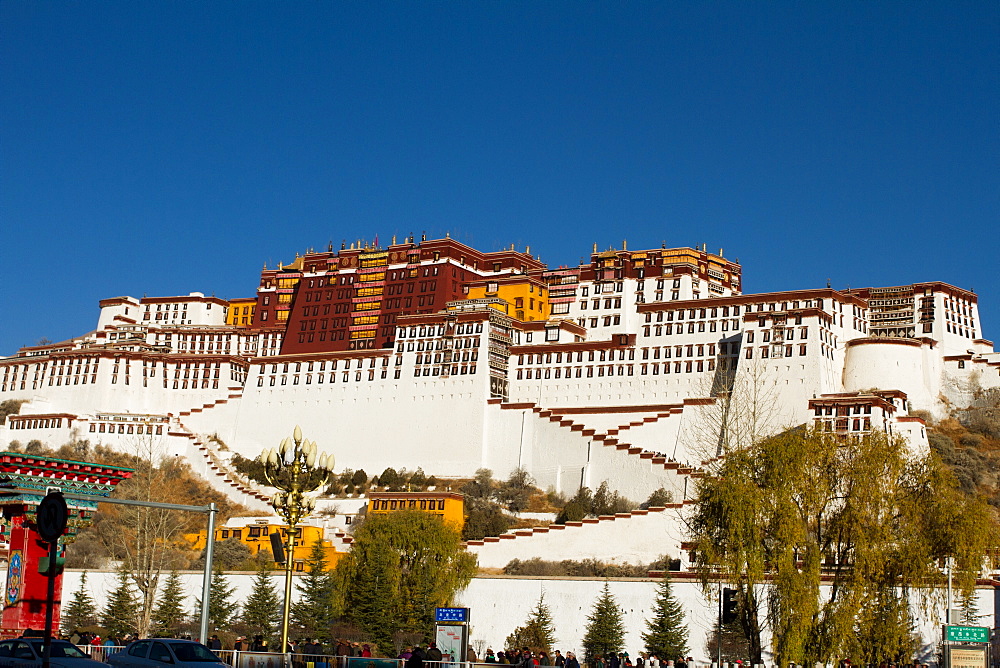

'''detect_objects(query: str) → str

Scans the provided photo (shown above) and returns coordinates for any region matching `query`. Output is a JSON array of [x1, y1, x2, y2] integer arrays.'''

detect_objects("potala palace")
[[4, 236, 999, 654], [4, 237, 999, 504], [4, 237, 996, 500]]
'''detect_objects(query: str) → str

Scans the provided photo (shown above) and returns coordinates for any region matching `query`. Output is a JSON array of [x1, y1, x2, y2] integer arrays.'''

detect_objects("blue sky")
[[2, 2, 997, 354]]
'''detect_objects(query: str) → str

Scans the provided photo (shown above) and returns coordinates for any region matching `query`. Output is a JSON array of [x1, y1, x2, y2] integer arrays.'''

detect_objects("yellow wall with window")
[[184, 523, 342, 571], [367, 491, 465, 529], [226, 298, 257, 327], [466, 279, 548, 322]]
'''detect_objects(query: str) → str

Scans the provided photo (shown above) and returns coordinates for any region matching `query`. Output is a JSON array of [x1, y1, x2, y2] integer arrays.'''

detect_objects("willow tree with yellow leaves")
[[690, 425, 996, 666]]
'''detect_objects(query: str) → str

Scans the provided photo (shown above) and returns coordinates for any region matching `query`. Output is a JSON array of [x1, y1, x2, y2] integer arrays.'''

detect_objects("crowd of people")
[[476, 649, 693, 668], [480, 648, 580, 668], [63, 630, 695, 668]]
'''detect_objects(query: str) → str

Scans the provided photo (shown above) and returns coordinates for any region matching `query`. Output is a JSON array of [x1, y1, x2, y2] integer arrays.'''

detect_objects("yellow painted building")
[[226, 298, 257, 328], [184, 521, 343, 571], [465, 276, 549, 322], [367, 491, 465, 529]]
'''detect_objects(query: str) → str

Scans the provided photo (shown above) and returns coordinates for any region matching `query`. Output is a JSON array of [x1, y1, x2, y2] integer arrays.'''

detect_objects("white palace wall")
[[231, 362, 494, 478], [55, 569, 996, 665]]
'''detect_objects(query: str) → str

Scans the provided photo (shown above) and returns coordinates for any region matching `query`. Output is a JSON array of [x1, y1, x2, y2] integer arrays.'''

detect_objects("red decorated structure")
[[0, 453, 133, 637]]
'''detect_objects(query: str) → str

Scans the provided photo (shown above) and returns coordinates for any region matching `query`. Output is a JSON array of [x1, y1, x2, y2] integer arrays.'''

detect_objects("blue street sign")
[[435, 607, 470, 623]]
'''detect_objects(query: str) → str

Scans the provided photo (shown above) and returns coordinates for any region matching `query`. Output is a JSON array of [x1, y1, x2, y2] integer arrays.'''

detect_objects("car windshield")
[[28, 642, 89, 659], [170, 644, 221, 662]]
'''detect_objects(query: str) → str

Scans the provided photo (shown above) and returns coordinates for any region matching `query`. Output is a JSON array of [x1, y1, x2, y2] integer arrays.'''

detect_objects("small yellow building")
[[465, 276, 548, 322], [226, 297, 257, 327], [367, 491, 465, 529], [184, 520, 343, 571]]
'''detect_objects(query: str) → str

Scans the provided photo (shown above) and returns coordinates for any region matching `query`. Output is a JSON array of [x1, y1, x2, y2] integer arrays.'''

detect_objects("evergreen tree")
[[505, 592, 557, 652], [338, 510, 478, 655], [642, 578, 689, 660], [101, 569, 139, 638], [243, 565, 281, 640], [62, 571, 98, 634], [151, 571, 187, 637], [291, 539, 336, 641], [581, 583, 625, 665], [195, 566, 239, 632]]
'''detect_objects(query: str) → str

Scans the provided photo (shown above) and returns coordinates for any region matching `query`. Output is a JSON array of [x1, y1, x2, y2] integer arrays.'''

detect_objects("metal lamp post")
[[261, 425, 335, 654]]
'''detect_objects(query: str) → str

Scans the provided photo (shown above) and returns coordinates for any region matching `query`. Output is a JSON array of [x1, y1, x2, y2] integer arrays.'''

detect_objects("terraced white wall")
[[466, 505, 691, 568]]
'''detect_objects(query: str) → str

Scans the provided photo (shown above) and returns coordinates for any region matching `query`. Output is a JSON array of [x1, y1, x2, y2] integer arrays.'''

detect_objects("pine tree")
[[62, 571, 98, 634], [291, 538, 337, 641], [151, 571, 187, 637], [581, 583, 625, 665], [102, 569, 139, 638], [243, 565, 281, 640], [642, 578, 689, 661], [195, 566, 239, 632], [338, 510, 477, 655], [505, 592, 557, 652]]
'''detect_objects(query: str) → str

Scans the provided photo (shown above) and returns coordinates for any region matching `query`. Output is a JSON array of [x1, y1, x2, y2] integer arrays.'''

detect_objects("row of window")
[[415, 351, 478, 364], [643, 320, 740, 336], [372, 498, 446, 510], [745, 328, 809, 343], [413, 364, 477, 377], [9, 417, 68, 429], [515, 359, 721, 379], [258, 369, 394, 385], [814, 405, 874, 416], [816, 417, 874, 432], [398, 337, 480, 353], [641, 344, 721, 359], [579, 315, 622, 328], [581, 298, 622, 310], [744, 345, 810, 359], [88, 423, 164, 435], [398, 322, 484, 338], [519, 348, 633, 365], [259, 357, 388, 374]]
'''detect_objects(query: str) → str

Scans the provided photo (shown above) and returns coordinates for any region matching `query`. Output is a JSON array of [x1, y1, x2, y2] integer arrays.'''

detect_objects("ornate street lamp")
[[261, 425, 335, 653]]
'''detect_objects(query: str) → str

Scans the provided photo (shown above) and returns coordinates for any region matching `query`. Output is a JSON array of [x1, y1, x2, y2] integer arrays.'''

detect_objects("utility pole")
[[717, 582, 723, 668]]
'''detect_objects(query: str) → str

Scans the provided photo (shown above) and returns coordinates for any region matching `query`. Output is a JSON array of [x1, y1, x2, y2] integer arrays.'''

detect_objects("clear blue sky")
[[2, 2, 997, 354]]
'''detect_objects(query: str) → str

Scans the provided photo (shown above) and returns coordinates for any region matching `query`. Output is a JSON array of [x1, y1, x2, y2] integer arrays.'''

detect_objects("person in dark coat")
[[425, 643, 443, 663], [564, 653, 580, 668], [406, 646, 426, 668]]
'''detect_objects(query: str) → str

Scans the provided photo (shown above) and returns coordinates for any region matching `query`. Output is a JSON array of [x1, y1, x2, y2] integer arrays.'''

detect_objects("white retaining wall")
[[466, 506, 691, 569], [56, 570, 995, 665]]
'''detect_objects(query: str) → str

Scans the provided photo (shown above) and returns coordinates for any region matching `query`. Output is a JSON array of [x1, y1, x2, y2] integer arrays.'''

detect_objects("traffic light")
[[38, 556, 65, 576], [722, 587, 739, 624]]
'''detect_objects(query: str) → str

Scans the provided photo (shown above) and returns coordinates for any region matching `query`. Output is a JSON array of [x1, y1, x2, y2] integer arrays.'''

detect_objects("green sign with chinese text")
[[946, 626, 990, 643]]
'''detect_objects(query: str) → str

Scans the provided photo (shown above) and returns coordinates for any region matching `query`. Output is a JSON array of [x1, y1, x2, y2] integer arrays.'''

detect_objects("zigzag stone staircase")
[[167, 387, 273, 511], [520, 404, 708, 477], [465, 501, 696, 568]]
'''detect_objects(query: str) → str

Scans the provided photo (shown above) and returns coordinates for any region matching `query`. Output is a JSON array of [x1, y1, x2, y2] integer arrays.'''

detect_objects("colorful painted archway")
[[0, 452, 133, 637]]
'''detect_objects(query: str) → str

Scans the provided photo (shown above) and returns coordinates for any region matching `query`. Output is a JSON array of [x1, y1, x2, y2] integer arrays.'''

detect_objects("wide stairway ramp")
[[465, 501, 695, 568], [168, 387, 273, 511]]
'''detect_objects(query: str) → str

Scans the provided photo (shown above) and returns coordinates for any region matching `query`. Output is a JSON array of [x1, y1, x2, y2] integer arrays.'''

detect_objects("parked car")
[[0, 638, 111, 668], [107, 640, 227, 668]]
